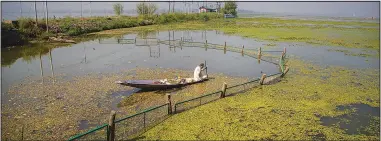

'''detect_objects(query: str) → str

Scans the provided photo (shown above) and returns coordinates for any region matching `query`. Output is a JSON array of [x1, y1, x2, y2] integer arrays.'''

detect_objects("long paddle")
[[205, 60, 208, 78]]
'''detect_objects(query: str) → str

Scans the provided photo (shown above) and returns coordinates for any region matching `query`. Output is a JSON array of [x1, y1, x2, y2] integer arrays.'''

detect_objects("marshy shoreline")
[[1, 13, 380, 140]]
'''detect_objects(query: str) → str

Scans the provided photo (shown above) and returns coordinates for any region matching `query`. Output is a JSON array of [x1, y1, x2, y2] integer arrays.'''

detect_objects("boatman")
[[193, 63, 207, 81]]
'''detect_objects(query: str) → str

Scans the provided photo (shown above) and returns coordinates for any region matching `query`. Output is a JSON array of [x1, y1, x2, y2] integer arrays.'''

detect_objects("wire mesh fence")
[[98, 38, 135, 45], [67, 38, 288, 140], [225, 78, 260, 96], [174, 91, 221, 113], [96, 37, 286, 64], [68, 124, 108, 141], [68, 103, 169, 141], [114, 103, 169, 140], [135, 38, 160, 46]]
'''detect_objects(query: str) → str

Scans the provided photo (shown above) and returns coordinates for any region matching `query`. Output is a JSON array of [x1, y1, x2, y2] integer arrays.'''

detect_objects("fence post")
[[259, 74, 266, 85], [205, 40, 208, 48], [281, 67, 289, 77], [108, 111, 116, 141], [205, 41, 208, 51], [180, 37, 182, 49], [224, 41, 227, 54], [220, 82, 227, 98], [241, 45, 244, 56], [258, 47, 261, 56], [279, 54, 285, 73], [167, 94, 172, 114], [134, 37, 136, 44], [257, 53, 261, 64]]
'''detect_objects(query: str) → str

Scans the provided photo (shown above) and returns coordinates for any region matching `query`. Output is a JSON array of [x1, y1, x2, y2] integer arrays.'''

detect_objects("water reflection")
[[2, 30, 378, 93], [39, 53, 44, 84], [49, 49, 55, 84]]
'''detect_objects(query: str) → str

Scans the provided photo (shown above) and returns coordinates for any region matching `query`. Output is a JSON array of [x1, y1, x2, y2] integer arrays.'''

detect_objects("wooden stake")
[[221, 82, 227, 98], [259, 74, 266, 85], [258, 47, 261, 56], [281, 67, 289, 77], [167, 94, 172, 114], [258, 53, 261, 64], [108, 111, 116, 141], [224, 41, 227, 54]]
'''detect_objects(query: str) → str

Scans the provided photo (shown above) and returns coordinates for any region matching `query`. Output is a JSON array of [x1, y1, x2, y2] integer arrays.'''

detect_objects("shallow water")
[[2, 30, 282, 95], [1, 29, 379, 140], [320, 103, 380, 136], [268, 42, 379, 69], [2, 30, 379, 95]]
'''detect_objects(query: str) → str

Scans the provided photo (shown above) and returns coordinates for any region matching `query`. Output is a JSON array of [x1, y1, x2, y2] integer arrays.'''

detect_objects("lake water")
[[1, 30, 282, 100], [1, 29, 379, 140], [2, 30, 379, 95]]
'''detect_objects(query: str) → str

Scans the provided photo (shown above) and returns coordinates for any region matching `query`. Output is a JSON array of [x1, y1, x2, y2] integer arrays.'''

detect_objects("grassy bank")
[[1, 13, 222, 47], [138, 58, 379, 140]]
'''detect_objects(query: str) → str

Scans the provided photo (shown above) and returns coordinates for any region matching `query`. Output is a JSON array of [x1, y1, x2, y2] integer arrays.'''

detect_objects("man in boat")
[[176, 63, 207, 84], [193, 63, 208, 81]]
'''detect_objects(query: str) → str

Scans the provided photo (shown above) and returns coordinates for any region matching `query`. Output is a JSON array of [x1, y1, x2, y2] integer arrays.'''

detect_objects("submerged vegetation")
[[1, 68, 248, 140], [1, 5, 379, 140], [139, 58, 379, 140]]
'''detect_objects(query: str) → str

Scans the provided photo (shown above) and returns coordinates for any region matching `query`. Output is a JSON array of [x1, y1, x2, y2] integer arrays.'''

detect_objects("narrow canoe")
[[115, 78, 209, 90]]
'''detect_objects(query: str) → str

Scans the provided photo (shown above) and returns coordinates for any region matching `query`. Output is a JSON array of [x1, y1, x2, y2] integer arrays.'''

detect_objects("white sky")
[[1, 1, 379, 18]]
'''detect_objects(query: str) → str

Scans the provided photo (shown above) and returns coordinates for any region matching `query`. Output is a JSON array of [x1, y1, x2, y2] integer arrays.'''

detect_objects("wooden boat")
[[115, 77, 209, 90]]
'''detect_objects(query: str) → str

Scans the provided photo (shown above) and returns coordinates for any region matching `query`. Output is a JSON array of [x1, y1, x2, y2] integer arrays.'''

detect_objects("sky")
[[1, 1, 379, 20]]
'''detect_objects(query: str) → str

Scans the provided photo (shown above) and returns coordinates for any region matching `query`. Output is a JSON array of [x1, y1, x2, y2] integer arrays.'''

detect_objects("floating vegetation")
[[139, 58, 379, 140], [264, 43, 277, 47], [320, 103, 380, 136], [101, 18, 378, 51], [1, 68, 248, 140], [327, 49, 377, 58]]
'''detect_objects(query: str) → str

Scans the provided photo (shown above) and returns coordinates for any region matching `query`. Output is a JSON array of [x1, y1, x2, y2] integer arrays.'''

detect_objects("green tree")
[[222, 2, 237, 16], [113, 3, 124, 16], [136, 2, 157, 16]]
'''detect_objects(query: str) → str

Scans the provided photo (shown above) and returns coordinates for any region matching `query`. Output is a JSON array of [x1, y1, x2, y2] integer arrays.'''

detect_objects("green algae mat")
[[138, 59, 380, 140]]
